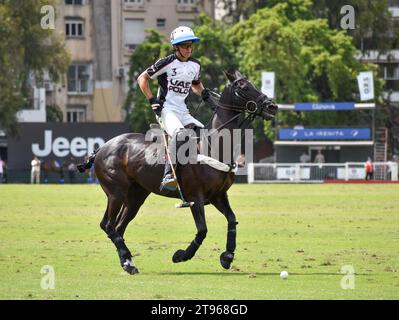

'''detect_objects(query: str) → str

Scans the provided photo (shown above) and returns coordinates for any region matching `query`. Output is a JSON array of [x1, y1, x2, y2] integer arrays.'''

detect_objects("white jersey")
[[146, 53, 201, 114]]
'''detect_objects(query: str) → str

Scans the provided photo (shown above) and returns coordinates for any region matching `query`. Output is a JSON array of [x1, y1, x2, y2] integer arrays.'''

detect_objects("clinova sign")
[[32, 130, 105, 158]]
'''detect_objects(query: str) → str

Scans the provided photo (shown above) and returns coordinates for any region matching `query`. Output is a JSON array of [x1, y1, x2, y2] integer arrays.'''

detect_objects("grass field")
[[0, 183, 398, 300]]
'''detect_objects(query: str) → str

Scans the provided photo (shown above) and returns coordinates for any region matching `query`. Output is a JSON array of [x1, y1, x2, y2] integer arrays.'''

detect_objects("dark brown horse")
[[78, 71, 278, 274]]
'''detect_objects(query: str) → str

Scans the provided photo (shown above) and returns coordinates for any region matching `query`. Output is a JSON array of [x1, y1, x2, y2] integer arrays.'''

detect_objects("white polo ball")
[[280, 270, 289, 279]]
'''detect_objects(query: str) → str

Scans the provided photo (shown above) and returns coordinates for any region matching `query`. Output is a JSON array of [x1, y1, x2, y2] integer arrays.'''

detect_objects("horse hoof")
[[123, 264, 139, 275], [220, 251, 234, 270], [122, 259, 139, 275], [172, 249, 186, 263]]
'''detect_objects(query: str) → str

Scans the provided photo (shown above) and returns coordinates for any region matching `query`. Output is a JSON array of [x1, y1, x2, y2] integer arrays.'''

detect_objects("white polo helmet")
[[170, 26, 200, 46]]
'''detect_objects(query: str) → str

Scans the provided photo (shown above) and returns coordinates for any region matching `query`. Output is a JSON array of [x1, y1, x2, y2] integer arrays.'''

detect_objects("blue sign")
[[294, 102, 355, 111], [279, 128, 371, 140]]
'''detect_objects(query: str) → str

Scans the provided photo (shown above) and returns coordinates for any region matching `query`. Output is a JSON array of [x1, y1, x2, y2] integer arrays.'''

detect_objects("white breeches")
[[160, 109, 204, 136], [31, 170, 40, 184]]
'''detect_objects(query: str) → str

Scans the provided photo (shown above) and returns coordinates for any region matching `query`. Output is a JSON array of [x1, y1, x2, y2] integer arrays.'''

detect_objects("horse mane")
[[218, 83, 232, 107]]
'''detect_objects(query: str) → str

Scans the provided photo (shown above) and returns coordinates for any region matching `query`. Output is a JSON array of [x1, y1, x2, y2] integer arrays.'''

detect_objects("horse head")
[[220, 70, 278, 121]]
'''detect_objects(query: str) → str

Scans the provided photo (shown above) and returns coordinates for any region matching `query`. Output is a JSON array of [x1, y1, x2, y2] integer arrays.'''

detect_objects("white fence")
[[247, 162, 399, 183]]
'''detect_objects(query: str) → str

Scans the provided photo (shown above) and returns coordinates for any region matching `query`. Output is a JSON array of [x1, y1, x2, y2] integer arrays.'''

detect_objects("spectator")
[[312, 149, 326, 180], [299, 152, 310, 163], [31, 156, 41, 184], [0, 157, 5, 183], [365, 157, 374, 180], [314, 150, 325, 163], [67, 157, 77, 183]]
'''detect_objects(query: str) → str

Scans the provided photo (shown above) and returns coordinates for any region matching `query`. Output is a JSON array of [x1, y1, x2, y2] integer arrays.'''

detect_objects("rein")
[[200, 87, 259, 170], [206, 86, 260, 133]]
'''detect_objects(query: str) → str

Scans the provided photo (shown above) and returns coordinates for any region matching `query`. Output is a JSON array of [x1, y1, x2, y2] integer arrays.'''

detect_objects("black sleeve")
[[146, 55, 175, 79]]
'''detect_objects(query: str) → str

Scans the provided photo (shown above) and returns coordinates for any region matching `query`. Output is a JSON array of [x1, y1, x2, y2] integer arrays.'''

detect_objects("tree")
[[0, 0, 70, 135], [0, 2, 23, 135], [46, 104, 63, 122], [219, 0, 396, 52], [311, 0, 395, 53], [228, 2, 384, 140]]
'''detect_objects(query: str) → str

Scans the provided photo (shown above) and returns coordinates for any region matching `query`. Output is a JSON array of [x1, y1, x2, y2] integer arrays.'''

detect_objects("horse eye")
[[240, 83, 248, 91]]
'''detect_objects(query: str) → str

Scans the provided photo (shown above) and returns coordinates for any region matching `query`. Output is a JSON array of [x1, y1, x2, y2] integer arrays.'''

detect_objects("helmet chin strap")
[[175, 46, 191, 60]]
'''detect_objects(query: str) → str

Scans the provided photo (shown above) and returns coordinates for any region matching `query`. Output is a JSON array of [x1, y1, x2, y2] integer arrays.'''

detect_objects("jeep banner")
[[8, 123, 129, 170]]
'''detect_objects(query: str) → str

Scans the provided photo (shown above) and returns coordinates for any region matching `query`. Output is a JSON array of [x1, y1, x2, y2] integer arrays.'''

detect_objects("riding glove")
[[201, 88, 211, 102], [149, 97, 163, 117]]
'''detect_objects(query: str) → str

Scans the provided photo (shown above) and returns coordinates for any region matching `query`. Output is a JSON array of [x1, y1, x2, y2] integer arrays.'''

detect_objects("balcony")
[[123, 1, 146, 12], [176, 4, 198, 13]]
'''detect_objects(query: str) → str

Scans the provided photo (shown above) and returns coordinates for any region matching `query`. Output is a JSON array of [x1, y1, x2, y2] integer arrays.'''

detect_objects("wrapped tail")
[[77, 151, 97, 173]]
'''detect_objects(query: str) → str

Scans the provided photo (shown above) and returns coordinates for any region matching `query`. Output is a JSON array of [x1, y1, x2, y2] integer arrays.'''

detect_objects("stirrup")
[[160, 175, 177, 191]]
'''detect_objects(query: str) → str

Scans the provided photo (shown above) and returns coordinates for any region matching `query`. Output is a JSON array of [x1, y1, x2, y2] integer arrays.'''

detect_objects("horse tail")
[[77, 150, 97, 173]]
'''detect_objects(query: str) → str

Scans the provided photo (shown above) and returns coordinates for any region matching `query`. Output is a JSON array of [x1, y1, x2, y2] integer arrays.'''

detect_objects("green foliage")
[[0, 2, 24, 135], [46, 104, 63, 122], [220, 0, 395, 53], [228, 4, 384, 140], [191, 14, 238, 90], [0, 0, 70, 135], [312, 0, 395, 53]]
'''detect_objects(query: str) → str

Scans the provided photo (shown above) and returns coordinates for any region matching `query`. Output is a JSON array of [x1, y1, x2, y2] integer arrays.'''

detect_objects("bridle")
[[194, 76, 277, 174], [207, 77, 276, 132]]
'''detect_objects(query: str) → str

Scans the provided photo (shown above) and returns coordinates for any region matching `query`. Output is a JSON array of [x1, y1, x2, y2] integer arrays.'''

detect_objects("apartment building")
[[49, 0, 215, 123]]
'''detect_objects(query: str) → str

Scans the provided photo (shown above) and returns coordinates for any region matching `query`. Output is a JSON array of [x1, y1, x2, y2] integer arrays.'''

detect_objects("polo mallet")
[[156, 116, 194, 208]]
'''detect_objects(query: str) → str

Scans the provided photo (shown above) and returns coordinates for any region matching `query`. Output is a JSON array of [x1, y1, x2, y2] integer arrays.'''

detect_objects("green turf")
[[0, 184, 398, 300]]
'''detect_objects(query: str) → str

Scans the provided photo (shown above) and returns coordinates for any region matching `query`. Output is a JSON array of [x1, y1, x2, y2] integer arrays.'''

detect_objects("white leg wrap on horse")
[[123, 259, 136, 267]]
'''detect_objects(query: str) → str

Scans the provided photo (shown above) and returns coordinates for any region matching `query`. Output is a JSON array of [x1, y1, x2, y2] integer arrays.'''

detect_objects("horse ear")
[[235, 70, 244, 79], [224, 70, 236, 83]]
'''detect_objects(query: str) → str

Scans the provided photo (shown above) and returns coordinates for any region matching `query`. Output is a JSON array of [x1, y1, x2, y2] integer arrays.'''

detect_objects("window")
[[380, 63, 399, 80], [176, 0, 197, 12], [177, 0, 196, 4], [65, 0, 84, 5], [123, 0, 145, 11], [65, 18, 84, 37], [125, 19, 145, 50], [67, 64, 92, 94], [67, 105, 86, 123], [157, 18, 166, 29], [380, 63, 399, 91], [178, 20, 195, 28], [124, 0, 143, 3]]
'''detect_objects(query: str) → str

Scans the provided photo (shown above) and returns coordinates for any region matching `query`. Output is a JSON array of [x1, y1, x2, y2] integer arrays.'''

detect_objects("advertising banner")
[[8, 123, 129, 169], [278, 128, 371, 140], [261, 71, 275, 98], [294, 102, 355, 111], [357, 71, 375, 101]]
